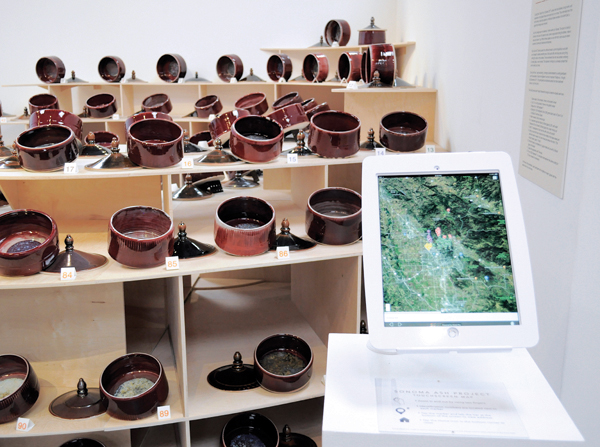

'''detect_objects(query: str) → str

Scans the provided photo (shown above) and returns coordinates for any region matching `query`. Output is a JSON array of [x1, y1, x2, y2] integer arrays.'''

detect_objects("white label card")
[[181, 159, 194, 169], [157, 405, 171, 420], [0, 117, 7, 123], [287, 153, 298, 164], [165, 256, 179, 270], [277, 246, 290, 260], [375, 147, 386, 156], [112, 114, 120, 120], [60, 267, 77, 281], [64, 163, 78, 174], [425, 144, 436, 153], [178, 78, 185, 83], [16, 417, 34, 432]]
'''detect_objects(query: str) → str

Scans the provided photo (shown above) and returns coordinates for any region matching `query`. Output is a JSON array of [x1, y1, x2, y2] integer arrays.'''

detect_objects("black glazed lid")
[[360, 128, 384, 150], [240, 68, 265, 82], [271, 218, 316, 251], [85, 138, 140, 170], [207, 352, 259, 391], [183, 130, 206, 153], [80, 132, 110, 157], [194, 138, 241, 164], [173, 222, 217, 258], [173, 175, 213, 201], [44, 235, 108, 273], [0, 134, 12, 158], [49, 378, 107, 420], [279, 424, 318, 447], [359, 17, 387, 32]]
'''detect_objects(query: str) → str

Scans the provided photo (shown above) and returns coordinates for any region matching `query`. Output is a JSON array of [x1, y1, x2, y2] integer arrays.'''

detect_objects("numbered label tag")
[[64, 162, 78, 174], [165, 256, 179, 270], [0, 117, 7, 123], [347, 81, 358, 90], [229, 77, 238, 83], [287, 153, 298, 164], [178, 78, 185, 84], [375, 147, 386, 156], [181, 159, 194, 169], [112, 113, 120, 120], [425, 144, 436, 153], [277, 246, 290, 260], [60, 267, 77, 281], [157, 405, 171, 420], [16, 417, 34, 432], [60, 78, 66, 84]]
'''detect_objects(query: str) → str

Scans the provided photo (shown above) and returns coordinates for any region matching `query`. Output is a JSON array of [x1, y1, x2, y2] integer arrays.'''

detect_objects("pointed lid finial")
[[178, 221, 187, 239], [71, 70, 76, 80], [131, 70, 136, 80], [280, 218, 290, 234], [23, 107, 29, 117], [368, 128, 375, 142], [77, 378, 88, 397], [283, 425, 292, 441], [64, 235, 74, 252], [183, 129, 189, 142], [110, 137, 119, 153], [360, 319, 368, 334], [195, 71, 199, 78], [215, 138, 223, 150], [87, 132, 95, 143], [232, 351, 244, 372]]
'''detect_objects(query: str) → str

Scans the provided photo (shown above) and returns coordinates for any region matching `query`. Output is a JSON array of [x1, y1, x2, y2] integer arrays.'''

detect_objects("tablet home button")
[[447, 327, 459, 338]]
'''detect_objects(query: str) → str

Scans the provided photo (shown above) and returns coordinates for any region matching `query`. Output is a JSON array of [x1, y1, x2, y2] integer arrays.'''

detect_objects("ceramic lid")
[[49, 378, 107, 420], [194, 139, 241, 164], [80, 132, 110, 157], [222, 171, 259, 189], [173, 222, 217, 258], [44, 235, 108, 273], [173, 176, 213, 201], [279, 425, 318, 447], [286, 131, 313, 156], [272, 218, 316, 251], [207, 352, 259, 391], [85, 139, 140, 170], [240, 68, 265, 82], [360, 128, 384, 150], [359, 17, 387, 32], [0, 135, 12, 158], [183, 130, 206, 153]]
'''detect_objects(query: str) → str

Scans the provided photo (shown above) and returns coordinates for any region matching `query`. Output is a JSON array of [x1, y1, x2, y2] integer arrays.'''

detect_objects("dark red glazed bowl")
[[16, 125, 78, 171], [230, 115, 283, 163], [306, 102, 330, 120], [0, 354, 40, 423], [86, 93, 117, 118], [208, 109, 251, 144], [221, 412, 279, 447], [141, 93, 172, 114], [98, 56, 126, 82], [214, 196, 276, 256], [338, 52, 362, 82], [190, 131, 212, 146], [266, 103, 308, 134], [302, 54, 329, 82], [60, 439, 106, 447], [28, 93, 59, 114], [29, 109, 83, 140], [306, 187, 362, 245], [272, 92, 303, 111], [0, 210, 59, 277], [35, 56, 65, 83], [267, 54, 292, 82], [380, 111, 428, 152], [324, 19, 351, 46], [216, 54, 244, 82], [195, 95, 223, 118], [127, 119, 184, 168], [108, 206, 174, 268], [301, 98, 317, 113], [254, 334, 313, 393], [361, 44, 396, 85], [84, 131, 119, 149], [100, 353, 169, 420], [358, 29, 386, 45], [125, 111, 173, 131], [156, 54, 187, 82], [308, 110, 360, 158], [234, 92, 269, 116]]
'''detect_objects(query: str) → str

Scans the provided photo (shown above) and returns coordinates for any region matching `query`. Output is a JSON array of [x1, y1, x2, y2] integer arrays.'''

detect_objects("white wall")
[[397, 0, 600, 445]]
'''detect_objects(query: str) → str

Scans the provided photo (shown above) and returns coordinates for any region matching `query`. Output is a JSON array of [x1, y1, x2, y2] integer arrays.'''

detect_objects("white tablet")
[[362, 152, 538, 352]]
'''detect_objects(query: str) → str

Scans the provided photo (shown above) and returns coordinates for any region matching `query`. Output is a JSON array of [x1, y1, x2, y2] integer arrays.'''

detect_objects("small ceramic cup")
[[16, 124, 78, 171], [302, 54, 329, 82], [98, 56, 126, 82], [29, 109, 83, 140], [338, 52, 362, 82], [216, 54, 244, 82], [234, 92, 269, 116], [272, 92, 303, 110], [361, 43, 396, 85], [221, 412, 279, 447], [35, 56, 65, 83], [214, 196, 276, 256], [380, 111, 428, 152], [195, 95, 223, 118], [127, 119, 184, 168], [141, 93, 172, 114], [267, 54, 293, 82], [306, 187, 362, 245], [28, 93, 59, 114], [86, 93, 117, 118], [108, 206, 174, 268], [308, 110, 360, 158], [156, 54, 187, 82], [230, 115, 283, 163], [0, 354, 40, 423], [324, 19, 351, 46]]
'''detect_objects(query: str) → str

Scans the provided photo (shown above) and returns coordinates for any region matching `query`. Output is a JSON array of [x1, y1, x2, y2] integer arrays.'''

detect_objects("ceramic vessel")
[[108, 206, 174, 268], [125, 111, 172, 131], [300, 98, 317, 113], [29, 109, 83, 140], [0, 354, 40, 423], [16, 124, 78, 171], [254, 334, 313, 393], [234, 92, 269, 116], [84, 131, 119, 149], [272, 92, 302, 110], [98, 56, 126, 82], [361, 43, 396, 85], [99, 353, 169, 420], [86, 93, 117, 118], [305, 102, 330, 120], [28, 93, 59, 114], [266, 103, 308, 134], [156, 54, 187, 82], [127, 119, 184, 168], [306, 187, 362, 245], [216, 54, 243, 82], [267, 54, 292, 82], [230, 115, 283, 163], [35, 56, 65, 83], [60, 440, 106, 447], [208, 109, 251, 143], [221, 412, 279, 447], [189, 131, 212, 146], [358, 17, 386, 45], [214, 196, 276, 256], [0, 209, 59, 276], [324, 19, 351, 46], [338, 52, 362, 82], [141, 93, 172, 114], [308, 110, 360, 158], [379, 111, 428, 152], [302, 54, 329, 82], [194, 95, 222, 118]]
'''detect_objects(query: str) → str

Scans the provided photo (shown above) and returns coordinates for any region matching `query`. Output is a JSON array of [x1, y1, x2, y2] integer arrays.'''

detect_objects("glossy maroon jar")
[[98, 56, 126, 82], [235, 92, 269, 116], [141, 94, 172, 114], [272, 92, 303, 110], [302, 54, 329, 82], [308, 110, 360, 158], [157, 54, 187, 82], [125, 111, 173, 131], [358, 17, 386, 45], [16, 125, 78, 171], [208, 109, 251, 143], [306, 187, 362, 245], [86, 93, 117, 118], [230, 115, 283, 163], [380, 111, 428, 152], [108, 206, 174, 268], [221, 413, 279, 447], [306, 102, 330, 121], [324, 19, 351, 46], [35, 56, 65, 83], [338, 52, 362, 82], [29, 109, 83, 140], [195, 95, 223, 118], [267, 103, 309, 134], [361, 44, 396, 85], [214, 196, 276, 256], [0, 354, 40, 422], [28, 93, 59, 114], [0, 209, 59, 276], [267, 54, 293, 82], [301, 98, 317, 113], [216, 54, 244, 82], [127, 119, 184, 168]]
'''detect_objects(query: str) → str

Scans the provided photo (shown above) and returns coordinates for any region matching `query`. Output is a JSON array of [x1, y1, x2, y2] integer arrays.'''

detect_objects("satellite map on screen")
[[378, 173, 517, 320]]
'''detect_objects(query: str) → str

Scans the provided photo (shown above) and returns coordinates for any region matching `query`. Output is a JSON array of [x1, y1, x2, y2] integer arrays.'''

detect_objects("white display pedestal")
[[323, 334, 582, 446]]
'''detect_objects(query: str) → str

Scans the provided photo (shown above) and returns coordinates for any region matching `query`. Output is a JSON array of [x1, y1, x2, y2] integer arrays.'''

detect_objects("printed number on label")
[[425, 144, 436, 153], [166, 256, 179, 270], [112, 114, 120, 120], [375, 147, 386, 156], [157, 405, 171, 420], [277, 246, 290, 260], [0, 117, 7, 123], [60, 267, 77, 281], [182, 159, 194, 169], [16, 418, 33, 432], [64, 162, 78, 174], [287, 153, 298, 164]]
